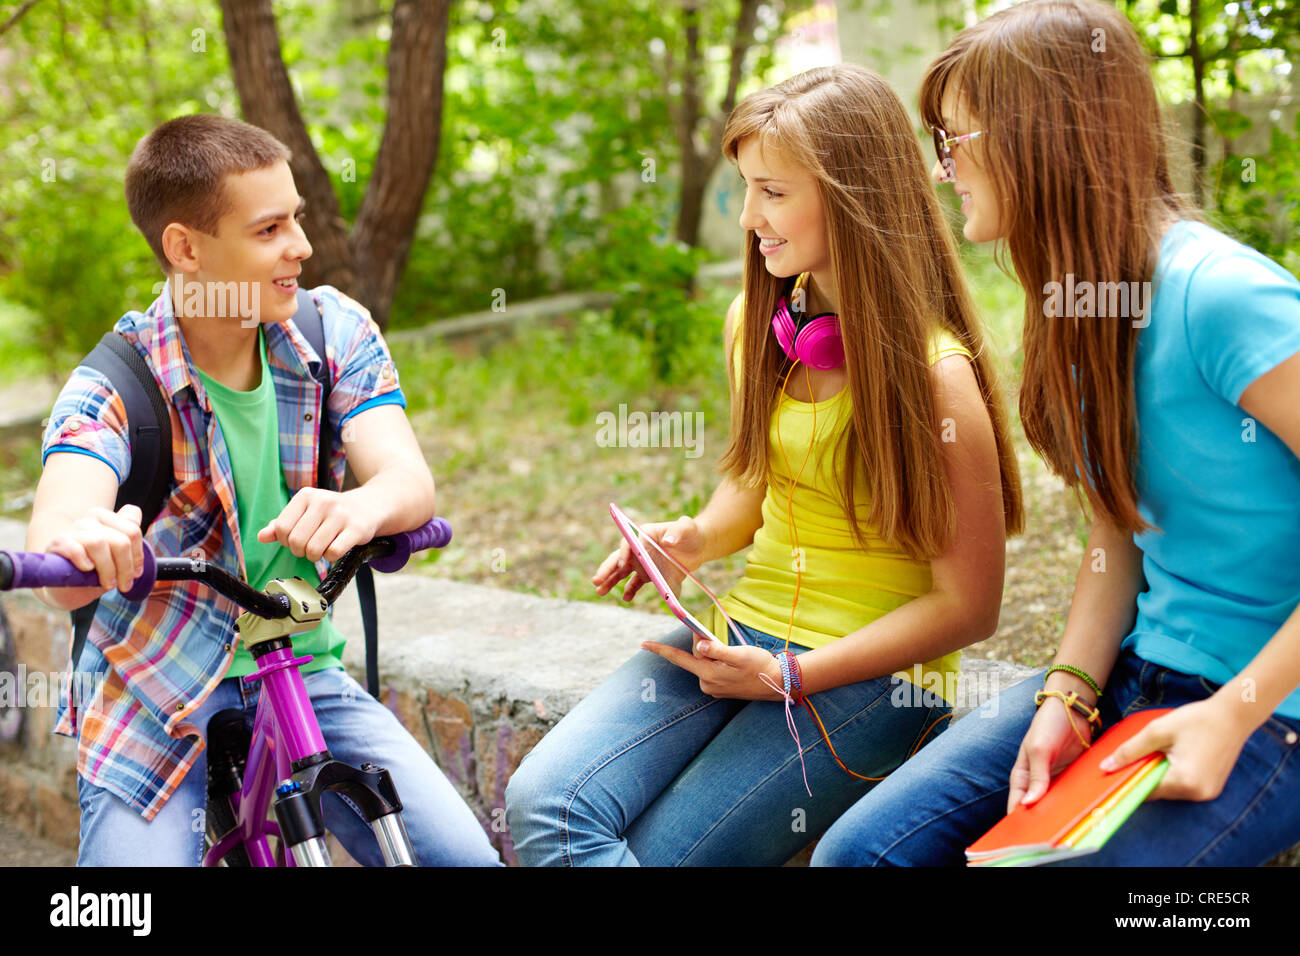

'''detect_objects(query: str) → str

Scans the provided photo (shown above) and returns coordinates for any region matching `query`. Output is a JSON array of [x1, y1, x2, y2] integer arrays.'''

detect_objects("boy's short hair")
[[125, 113, 291, 272]]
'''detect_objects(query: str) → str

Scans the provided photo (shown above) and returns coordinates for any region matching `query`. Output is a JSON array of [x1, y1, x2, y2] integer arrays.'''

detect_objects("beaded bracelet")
[[1044, 663, 1103, 699]]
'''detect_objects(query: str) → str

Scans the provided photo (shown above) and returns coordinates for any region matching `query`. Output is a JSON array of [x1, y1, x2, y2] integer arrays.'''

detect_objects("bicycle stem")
[[250, 643, 329, 762]]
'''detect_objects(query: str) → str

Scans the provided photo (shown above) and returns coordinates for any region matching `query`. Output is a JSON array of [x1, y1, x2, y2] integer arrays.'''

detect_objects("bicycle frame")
[[204, 577, 417, 867], [203, 640, 326, 867]]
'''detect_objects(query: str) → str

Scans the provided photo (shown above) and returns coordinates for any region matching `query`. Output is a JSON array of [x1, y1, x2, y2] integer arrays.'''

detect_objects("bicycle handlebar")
[[0, 546, 157, 601], [0, 517, 452, 619], [369, 519, 452, 574]]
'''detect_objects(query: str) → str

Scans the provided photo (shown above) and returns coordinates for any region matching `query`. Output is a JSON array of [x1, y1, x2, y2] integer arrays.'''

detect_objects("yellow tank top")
[[709, 291, 972, 705]]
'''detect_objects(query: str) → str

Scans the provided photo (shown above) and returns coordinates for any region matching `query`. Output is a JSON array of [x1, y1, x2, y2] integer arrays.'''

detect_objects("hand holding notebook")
[[967, 707, 1175, 866]]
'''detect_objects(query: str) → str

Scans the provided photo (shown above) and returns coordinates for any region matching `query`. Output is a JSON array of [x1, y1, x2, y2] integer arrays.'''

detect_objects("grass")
[[0, 432, 43, 516], [956, 246, 1091, 664], [0, 297, 54, 382], [0, 297, 55, 513], [388, 281, 746, 620], [387, 246, 1086, 661]]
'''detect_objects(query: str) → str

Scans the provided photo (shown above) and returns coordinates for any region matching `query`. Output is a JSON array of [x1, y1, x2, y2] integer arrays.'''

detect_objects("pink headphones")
[[769, 274, 842, 371], [770, 273, 844, 370]]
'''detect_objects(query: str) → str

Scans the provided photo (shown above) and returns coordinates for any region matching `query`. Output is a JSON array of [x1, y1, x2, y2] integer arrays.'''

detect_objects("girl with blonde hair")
[[505, 63, 1023, 865]]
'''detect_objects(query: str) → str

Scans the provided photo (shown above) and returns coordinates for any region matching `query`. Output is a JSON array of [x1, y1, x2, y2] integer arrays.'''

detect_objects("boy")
[[29, 114, 499, 866]]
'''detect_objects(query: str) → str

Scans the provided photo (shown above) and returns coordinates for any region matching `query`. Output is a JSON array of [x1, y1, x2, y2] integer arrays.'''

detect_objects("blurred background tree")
[[0, 0, 1296, 373], [220, 0, 452, 329], [0, 0, 1295, 633], [0, 0, 813, 377]]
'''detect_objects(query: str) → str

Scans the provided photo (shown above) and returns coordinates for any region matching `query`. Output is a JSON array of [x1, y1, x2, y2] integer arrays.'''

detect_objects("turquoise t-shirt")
[[194, 329, 347, 677], [1125, 221, 1300, 717]]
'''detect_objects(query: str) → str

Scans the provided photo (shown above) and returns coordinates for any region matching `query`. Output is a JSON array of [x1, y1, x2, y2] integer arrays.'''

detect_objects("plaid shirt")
[[42, 285, 406, 820]]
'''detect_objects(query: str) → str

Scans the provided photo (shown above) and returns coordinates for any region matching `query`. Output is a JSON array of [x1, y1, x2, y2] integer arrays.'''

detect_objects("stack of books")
[[966, 707, 1172, 866]]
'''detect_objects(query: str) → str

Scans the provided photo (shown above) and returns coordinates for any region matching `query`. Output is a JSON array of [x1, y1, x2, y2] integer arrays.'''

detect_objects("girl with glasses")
[[814, 0, 1300, 867]]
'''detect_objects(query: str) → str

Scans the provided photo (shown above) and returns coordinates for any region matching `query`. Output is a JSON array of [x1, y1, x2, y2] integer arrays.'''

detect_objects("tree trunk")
[[1188, 0, 1207, 207], [673, 0, 762, 248], [674, 0, 704, 246], [220, 0, 451, 329], [1215, 6, 1243, 209], [220, 0, 357, 300], [349, 0, 452, 328]]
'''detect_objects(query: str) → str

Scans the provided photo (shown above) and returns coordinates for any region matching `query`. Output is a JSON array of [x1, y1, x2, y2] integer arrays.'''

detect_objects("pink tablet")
[[608, 502, 718, 642]]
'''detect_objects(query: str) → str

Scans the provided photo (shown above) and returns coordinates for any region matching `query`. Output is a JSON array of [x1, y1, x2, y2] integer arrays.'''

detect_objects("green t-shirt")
[[194, 329, 346, 677]]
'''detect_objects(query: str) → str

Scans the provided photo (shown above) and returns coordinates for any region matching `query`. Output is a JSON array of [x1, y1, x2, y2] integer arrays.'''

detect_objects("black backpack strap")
[[292, 290, 332, 490], [356, 560, 380, 699], [69, 332, 174, 671], [293, 290, 381, 700]]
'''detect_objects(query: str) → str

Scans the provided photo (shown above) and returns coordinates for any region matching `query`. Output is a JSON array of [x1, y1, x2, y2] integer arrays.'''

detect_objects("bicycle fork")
[[273, 759, 419, 867]]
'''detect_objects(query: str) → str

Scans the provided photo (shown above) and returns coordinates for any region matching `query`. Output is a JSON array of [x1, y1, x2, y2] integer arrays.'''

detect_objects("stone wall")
[[0, 589, 80, 853]]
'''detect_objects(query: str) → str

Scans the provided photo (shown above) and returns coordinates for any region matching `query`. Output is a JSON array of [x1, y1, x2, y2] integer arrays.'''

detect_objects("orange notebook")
[[966, 707, 1174, 866]]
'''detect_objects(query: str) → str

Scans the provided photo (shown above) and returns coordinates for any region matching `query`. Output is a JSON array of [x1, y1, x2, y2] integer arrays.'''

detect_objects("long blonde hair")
[[920, 0, 1198, 532], [718, 64, 1024, 558]]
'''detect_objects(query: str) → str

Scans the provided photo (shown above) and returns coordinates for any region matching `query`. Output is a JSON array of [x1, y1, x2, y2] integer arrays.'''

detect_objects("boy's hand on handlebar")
[[257, 488, 382, 563], [592, 515, 707, 602], [44, 504, 144, 594]]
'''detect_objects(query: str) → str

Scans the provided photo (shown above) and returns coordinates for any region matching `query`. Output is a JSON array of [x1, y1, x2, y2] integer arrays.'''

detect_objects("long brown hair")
[[718, 64, 1023, 559], [920, 0, 1198, 532]]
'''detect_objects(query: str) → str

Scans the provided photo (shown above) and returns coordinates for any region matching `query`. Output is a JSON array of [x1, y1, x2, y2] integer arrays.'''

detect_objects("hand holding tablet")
[[592, 509, 701, 600], [602, 503, 746, 645]]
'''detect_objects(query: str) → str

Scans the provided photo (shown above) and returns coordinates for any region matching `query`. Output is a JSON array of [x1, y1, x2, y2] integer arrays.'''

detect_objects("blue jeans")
[[504, 622, 951, 866], [811, 649, 1300, 866], [77, 667, 501, 866]]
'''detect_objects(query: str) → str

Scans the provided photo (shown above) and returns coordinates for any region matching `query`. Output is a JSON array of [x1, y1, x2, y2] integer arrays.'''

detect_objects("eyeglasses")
[[931, 127, 984, 181]]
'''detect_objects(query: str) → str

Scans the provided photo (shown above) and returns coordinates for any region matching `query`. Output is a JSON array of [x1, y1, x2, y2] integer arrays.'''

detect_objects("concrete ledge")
[[385, 291, 617, 345], [328, 573, 1038, 863]]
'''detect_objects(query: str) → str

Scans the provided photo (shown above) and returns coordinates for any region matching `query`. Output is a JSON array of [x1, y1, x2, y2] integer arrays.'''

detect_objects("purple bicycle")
[[0, 518, 451, 867]]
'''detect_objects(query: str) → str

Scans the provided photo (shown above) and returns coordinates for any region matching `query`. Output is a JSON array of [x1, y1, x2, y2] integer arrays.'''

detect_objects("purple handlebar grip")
[[369, 518, 452, 574], [2, 551, 99, 590], [120, 545, 157, 602], [0, 542, 157, 600]]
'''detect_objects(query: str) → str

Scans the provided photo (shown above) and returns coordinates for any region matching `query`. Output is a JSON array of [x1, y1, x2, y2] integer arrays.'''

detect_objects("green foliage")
[[0, 0, 228, 365], [0, 0, 807, 380], [0, 298, 47, 382], [566, 205, 714, 382], [390, 0, 706, 330], [4, 0, 1295, 388], [1210, 117, 1300, 276], [960, 243, 1027, 387], [1123, 0, 1300, 269]]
